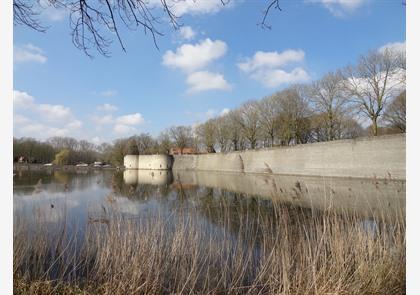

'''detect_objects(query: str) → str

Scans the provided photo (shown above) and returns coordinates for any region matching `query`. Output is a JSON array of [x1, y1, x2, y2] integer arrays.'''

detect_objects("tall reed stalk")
[[14, 194, 405, 294]]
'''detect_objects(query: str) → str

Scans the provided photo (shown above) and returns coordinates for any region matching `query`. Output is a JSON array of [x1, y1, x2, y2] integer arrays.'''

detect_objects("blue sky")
[[13, 0, 405, 144]]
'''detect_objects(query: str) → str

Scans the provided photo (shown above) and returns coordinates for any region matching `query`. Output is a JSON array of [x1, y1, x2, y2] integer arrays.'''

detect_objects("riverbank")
[[13, 163, 119, 171]]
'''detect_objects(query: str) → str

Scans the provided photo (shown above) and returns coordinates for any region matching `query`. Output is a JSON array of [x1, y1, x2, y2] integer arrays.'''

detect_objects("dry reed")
[[14, 193, 405, 295]]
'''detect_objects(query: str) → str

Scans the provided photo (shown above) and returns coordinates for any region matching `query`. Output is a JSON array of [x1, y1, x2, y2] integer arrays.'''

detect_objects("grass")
[[13, 191, 405, 294]]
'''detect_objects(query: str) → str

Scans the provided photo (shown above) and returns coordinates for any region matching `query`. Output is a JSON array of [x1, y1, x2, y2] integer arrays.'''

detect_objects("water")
[[13, 169, 406, 292], [13, 169, 406, 228]]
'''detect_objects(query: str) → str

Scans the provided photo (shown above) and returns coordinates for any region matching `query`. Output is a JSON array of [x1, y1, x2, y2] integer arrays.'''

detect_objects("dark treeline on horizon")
[[14, 47, 405, 166]]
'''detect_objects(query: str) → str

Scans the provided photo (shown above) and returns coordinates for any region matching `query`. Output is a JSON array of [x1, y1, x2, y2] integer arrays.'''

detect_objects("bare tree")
[[225, 110, 244, 151], [343, 49, 405, 136], [14, 0, 46, 31], [157, 130, 172, 154], [337, 116, 365, 139], [14, 0, 283, 57], [236, 100, 261, 149], [196, 119, 217, 153], [47, 136, 78, 150], [169, 125, 193, 153], [214, 115, 231, 152], [277, 87, 312, 145], [129, 133, 158, 154], [257, 94, 281, 147], [306, 71, 348, 141], [383, 90, 406, 132]]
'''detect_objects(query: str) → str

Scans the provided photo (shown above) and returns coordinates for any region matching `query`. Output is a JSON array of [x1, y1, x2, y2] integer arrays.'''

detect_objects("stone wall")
[[172, 134, 405, 180], [124, 154, 173, 170]]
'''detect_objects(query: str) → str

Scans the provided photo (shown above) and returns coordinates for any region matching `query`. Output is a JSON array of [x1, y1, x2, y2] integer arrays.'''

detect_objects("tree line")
[[189, 46, 406, 152], [14, 46, 405, 166]]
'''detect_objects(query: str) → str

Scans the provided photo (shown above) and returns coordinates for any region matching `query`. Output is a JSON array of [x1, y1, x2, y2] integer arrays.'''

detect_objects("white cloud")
[[14, 44, 47, 64], [91, 112, 145, 135], [115, 113, 144, 125], [91, 136, 102, 144], [220, 108, 230, 116], [238, 50, 305, 73], [13, 89, 83, 139], [252, 68, 310, 88], [66, 120, 83, 129], [97, 103, 118, 112], [92, 114, 114, 125], [162, 38, 227, 72], [186, 71, 232, 93], [113, 124, 136, 134], [238, 49, 310, 88], [345, 68, 405, 99], [379, 41, 406, 54], [307, 0, 366, 17], [148, 0, 231, 16], [38, 104, 72, 121], [14, 114, 31, 125], [13, 90, 35, 108], [39, 0, 67, 21], [100, 90, 117, 97], [186, 108, 230, 121], [18, 122, 71, 138], [112, 113, 145, 134], [179, 26, 196, 40]]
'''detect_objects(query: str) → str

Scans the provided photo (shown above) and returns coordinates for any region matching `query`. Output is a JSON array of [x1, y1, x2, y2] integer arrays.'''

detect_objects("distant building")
[[169, 147, 197, 155]]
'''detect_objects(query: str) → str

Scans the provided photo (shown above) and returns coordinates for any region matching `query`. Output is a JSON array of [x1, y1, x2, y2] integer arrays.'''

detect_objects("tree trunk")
[[372, 116, 378, 136]]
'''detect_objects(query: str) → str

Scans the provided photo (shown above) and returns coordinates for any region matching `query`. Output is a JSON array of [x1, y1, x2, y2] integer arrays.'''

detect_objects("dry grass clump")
[[14, 196, 405, 294]]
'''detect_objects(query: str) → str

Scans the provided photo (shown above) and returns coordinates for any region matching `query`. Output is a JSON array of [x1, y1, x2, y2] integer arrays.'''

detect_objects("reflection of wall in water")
[[172, 170, 405, 220], [123, 170, 173, 186]]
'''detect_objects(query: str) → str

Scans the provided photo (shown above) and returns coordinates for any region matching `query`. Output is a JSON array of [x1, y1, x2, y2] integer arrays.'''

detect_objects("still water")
[[14, 169, 405, 228], [13, 169, 406, 293]]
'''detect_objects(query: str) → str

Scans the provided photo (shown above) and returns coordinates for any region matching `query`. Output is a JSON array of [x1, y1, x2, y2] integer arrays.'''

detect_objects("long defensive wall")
[[172, 134, 405, 180], [124, 134, 405, 180]]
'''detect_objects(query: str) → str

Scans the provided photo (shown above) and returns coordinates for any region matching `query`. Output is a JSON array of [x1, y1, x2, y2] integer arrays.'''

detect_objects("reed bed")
[[14, 194, 405, 295]]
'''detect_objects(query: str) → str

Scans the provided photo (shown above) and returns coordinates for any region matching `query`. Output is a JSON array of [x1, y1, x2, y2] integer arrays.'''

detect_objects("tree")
[[214, 115, 232, 152], [157, 130, 173, 154], [306, 71, 348, 141], [169, 126, 193, 153], [129, 133, 158, 155], [257, 94, 281, 147], [343, 49, 405, 136], [109, 138, 130, 165], [226, 110, 244, 151], [14, 0, 283, 57], [196, 119, 217, 153], [126, 139, 140, 155], [277, 87, 312, 145], [53, 149, 70, 165], [47, 136, 78, 151], [236, 100, 261, 149], [383, 90, 406, 132]]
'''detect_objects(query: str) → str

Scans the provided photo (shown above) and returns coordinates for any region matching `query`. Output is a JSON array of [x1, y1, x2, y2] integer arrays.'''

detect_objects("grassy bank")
[[14, 197, 405, 294]]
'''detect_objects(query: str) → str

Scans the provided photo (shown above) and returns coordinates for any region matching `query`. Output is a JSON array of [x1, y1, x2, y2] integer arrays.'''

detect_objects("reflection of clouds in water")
[[86, 196, 157, 217], [14, 192, 82, 224]]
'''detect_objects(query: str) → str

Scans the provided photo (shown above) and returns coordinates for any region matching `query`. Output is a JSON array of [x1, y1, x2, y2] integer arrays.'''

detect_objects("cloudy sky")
[[13, 0, 405, 144]]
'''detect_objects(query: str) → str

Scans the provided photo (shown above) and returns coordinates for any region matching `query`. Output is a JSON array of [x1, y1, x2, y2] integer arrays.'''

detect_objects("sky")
[[13, 0, 406, 144]]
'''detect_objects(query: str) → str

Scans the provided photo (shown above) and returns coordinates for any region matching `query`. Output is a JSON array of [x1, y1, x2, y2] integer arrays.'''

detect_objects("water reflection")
[[123, 169, 405, 219], [13, 170, 406, 293], [13, 169, 405, 232]]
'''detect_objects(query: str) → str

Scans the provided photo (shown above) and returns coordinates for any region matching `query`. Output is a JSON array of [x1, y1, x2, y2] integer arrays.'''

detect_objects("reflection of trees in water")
[[14, 170, 114, 195]]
